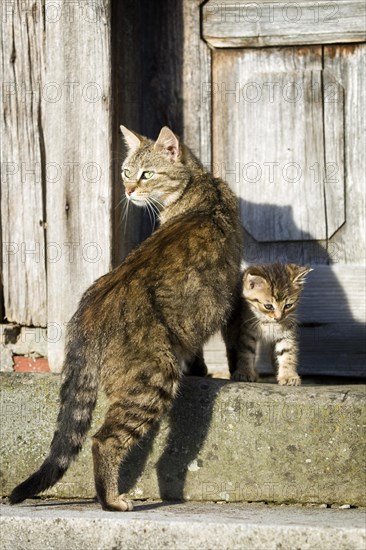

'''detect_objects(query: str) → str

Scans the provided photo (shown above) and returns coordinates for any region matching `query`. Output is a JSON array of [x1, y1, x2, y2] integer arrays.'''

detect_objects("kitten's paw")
[[231, 371, 258, 382], [278, 374, 301, 386], [101, 494, 134, 512]]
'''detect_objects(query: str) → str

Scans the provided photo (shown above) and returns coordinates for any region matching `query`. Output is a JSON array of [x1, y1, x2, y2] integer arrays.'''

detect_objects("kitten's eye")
[[264, 304, 274, 311], [123, 168, 131, 178], [141, 171, 155, 180], [284, 304, 293, 310]]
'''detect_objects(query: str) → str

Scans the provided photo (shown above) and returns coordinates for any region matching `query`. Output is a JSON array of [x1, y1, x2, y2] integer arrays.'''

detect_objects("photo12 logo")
[[201, 80, 341, 104], [203, 2, 340, 25], [2, 1, 103, 24]]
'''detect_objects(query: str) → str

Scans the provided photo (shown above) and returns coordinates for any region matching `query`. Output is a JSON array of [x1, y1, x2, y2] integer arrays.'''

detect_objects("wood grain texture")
[[0, 0, 47, 326], [203, 0, 366, 48], [44, 0, 113, 371], [323, 69, 345, 239], [183, 0, 212, 166], [212, 46, 330, 265], [211, 45, 363, 268], [323, 44, 366, 265], [212, 47, 336, 242]]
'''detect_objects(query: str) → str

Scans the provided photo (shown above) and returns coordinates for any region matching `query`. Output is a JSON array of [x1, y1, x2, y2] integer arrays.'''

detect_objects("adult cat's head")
[[120, 126, 199, 209], [243, 263, 312, 323]]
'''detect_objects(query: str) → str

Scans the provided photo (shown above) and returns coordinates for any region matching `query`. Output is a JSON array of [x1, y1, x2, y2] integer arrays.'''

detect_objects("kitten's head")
[[120, 126, 193, 209], [243, 263, 312, 324]]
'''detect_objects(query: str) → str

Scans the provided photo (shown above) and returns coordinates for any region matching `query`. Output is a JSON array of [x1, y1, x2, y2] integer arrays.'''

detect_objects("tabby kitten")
[[9, 126, 242, 511], [224, 263, 312, 385]]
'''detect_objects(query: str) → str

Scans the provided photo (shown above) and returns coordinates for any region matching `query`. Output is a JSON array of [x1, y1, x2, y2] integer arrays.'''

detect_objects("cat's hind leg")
[[183, 348, 208, 377], [92, 352, 180, 511], [223, 327, 258, 382]]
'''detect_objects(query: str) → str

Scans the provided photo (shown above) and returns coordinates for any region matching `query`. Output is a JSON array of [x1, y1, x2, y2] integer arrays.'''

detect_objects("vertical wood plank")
[[323, 69, 345, 239], [211, 46, 330, 266], [44, 0, 113, 371], [0, 0, 47, 326], [212, 47, 327, 242], [182, 0, 212, 166], [202, 0, 366, 48], [323, 44, 366, 265]]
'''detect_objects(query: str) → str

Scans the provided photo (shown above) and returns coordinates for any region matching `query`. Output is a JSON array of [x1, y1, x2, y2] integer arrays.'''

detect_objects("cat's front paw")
[[277, 374, 301, 386], [231, 370, 258, 382]]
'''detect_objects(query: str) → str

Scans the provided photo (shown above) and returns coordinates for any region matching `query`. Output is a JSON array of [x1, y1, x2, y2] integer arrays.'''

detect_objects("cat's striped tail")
[[9, 328, 100, 505]]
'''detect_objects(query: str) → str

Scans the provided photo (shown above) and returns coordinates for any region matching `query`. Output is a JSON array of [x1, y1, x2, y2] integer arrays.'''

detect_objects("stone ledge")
[[1, 501, 365, 550], [0, 373, 365, 506]]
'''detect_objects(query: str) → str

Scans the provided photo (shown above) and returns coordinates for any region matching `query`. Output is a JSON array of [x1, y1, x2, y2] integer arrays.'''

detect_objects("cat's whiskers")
[[147, 197, 161, 215], [150, 196, 165, 210], [142, 196, 162, 229], [246, 316, 261, 332], [116, 195, 131, 237], [144, 198, 156, 229]]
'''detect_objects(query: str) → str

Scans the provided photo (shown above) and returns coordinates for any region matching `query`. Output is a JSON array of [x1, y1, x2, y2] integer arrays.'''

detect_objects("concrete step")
[[0, 373, 365, 506], [1, 500, 365, 550]]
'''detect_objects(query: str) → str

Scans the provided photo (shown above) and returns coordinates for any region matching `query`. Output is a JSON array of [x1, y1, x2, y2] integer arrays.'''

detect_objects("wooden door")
[[199, 0, 366, 377]]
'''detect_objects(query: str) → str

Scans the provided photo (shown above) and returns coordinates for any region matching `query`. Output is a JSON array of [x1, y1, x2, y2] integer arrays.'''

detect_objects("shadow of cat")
[[119, 377, 223, 501]]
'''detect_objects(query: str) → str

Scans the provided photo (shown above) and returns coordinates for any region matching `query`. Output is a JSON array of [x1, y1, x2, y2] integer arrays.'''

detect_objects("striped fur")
[[224, 263, 312, 385], [9, 127, 242, 511]]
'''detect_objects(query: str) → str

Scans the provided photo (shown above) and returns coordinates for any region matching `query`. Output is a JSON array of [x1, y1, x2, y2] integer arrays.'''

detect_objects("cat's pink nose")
[[125, 186, 135, 196]]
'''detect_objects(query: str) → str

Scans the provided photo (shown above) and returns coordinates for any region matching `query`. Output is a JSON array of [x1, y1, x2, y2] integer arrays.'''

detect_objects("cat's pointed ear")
[[244, 272, 268, 292], [120, 125, 142, 152], [154, 127, 181, 161], [289, 264, 313, 285]]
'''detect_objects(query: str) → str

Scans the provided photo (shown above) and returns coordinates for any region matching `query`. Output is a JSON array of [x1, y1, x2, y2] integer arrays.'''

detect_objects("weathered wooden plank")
[[0, 0, 47, 326], [225, 46, 362, 267], [203, 0, 366, 48], [212, 47, 334, 242], [323, 44, 366, 265], [44, 0, 113, 371], [183, 0, 212, 167], [323, 69, 345, 239], [0, 239, 3, 321]]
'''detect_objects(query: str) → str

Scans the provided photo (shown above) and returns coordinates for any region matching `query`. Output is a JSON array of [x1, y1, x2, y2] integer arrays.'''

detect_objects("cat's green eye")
[[123, 168, 131, 178], [264, 304, 274, 311], [284, 304, 293, 310], [141, 171, 155, 180]]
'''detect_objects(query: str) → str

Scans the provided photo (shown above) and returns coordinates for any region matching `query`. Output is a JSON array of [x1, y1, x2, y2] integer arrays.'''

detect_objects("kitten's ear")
[[120, 125, 142, 152], [154, 127, 181, 161], [289, 264, 313, 285], [244, 273, 268, 292]]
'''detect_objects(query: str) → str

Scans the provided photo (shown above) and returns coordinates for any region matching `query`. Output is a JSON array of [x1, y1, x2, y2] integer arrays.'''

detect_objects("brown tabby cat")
[[9, 126, 242, 511], [224, 263, 312, 385]]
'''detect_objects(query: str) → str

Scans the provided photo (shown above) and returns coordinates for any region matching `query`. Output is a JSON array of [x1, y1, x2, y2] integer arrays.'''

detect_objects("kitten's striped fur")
[[9, 127, 242, 511], [224, 263, 312, 385]]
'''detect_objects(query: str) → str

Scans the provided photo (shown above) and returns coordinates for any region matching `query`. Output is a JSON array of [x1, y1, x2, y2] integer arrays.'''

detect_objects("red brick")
[[13, 356, 50, 373]]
